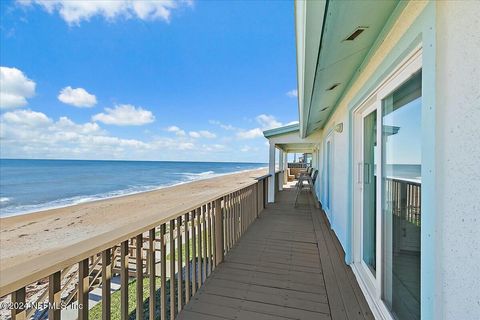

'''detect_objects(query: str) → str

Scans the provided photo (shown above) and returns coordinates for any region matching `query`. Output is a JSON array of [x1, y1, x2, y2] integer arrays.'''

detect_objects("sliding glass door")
[[382, 72, 422, 320], [353, 49, 422, 320], [362, 108, 377, 276]]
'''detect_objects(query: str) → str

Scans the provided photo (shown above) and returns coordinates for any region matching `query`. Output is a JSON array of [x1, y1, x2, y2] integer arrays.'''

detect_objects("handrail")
[[255, 173, 272, 181], [1, 172, 270, 320]]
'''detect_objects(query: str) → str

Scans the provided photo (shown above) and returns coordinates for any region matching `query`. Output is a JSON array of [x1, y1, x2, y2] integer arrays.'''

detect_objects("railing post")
[[135, 234, 143, 320], [101, 249, 111, 320], [148, 229, 155, 320], [78, 258, 89, 320], [191, 210, 197, 296], [214, 197, 224, 266], [176, 216, 183, 312], [169, 219, 176, 320], [11, 288, 26, 320], [48, 271, 61, 320], [120, 240, 129, 320], [184, 212, 191, 303], [159, 224, 167, 320]]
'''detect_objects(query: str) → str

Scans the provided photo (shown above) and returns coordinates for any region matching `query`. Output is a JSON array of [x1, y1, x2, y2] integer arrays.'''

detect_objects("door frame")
[[351, 46, 422, 320], [323, 130, 334, 222]]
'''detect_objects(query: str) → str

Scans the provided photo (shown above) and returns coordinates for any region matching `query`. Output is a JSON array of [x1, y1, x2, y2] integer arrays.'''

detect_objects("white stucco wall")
[[436, 1, 480, 318], [311, 1, 430, 256]]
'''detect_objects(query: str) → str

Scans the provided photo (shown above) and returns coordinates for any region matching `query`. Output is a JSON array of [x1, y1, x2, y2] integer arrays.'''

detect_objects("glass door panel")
[[382, 72, 422, 320], [362, 110, 377, 275]]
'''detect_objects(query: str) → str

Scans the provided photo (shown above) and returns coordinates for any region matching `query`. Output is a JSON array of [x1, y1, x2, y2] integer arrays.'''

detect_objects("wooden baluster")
[[191, 210, 197, 296], [48, 271, 61, 320], [202, 205, 207, 283], [78, 258, 89, 320], [232, 192, 236, 245], [185, 212, 191, 303], [102, 249, 111, 320], [212, 201, 217, 271], [225, 194, 230, 251], [11, 288, 26, 320], [148, 229, 156, 320], [176, 216, 183, 312], [228, 194, 232, 250], [214, 197, 224, 266], [120, 241, 129, 320], [169, 219, 176, 320], [207, 202, 212, 276], [136, 234, 143, 320], [196, 207, 202, 288], [160, 224, 167, 320]]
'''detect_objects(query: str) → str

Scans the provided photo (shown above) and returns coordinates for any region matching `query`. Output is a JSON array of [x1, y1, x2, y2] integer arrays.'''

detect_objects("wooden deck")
[[178, 187, 374, 320]]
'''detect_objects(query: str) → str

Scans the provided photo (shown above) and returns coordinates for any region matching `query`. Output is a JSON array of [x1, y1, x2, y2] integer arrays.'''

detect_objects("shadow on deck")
[[179, 187, 374, 320]]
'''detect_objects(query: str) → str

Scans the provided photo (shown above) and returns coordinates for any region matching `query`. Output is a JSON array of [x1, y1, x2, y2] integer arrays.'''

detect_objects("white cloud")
[[0, 109, 152, 159], [209, 120, 236, 131], [17, 0, 193, 25], [0, 109, 266, 161], [235, 115, 298, 140], [286, 89, 298, 98], [236, 128, 263, 139], [0, 67, 36, 109], [92, 104, 155, 126], [166, 125, 186, 136], [189, 130, 216, 139], [2, 109, 51, 126], [58, 86, 97, 107], [255, 114, 282, 130]]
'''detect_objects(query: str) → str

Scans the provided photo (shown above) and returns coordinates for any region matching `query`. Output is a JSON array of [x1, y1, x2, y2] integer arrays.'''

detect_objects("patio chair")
[[294, 169, 318, 207]]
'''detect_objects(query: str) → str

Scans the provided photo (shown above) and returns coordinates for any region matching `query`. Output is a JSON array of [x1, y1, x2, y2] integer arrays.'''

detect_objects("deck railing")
[[385, 177, 421, 226], [287, 163, 308, 169], [0, 175, 270, 320]]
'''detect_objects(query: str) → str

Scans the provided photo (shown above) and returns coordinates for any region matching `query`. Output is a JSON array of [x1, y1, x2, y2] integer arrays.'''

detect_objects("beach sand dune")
[[0, 169, 266, 274]]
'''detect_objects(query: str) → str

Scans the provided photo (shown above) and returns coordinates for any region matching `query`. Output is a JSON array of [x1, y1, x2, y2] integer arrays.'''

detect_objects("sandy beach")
[[0, 168, 267, 278]]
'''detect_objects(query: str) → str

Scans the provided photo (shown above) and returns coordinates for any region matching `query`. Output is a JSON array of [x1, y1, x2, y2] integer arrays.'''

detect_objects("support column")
[[283, 152, 288, 184], [268, 142, 275, 203], [278, 150, 284, 191]]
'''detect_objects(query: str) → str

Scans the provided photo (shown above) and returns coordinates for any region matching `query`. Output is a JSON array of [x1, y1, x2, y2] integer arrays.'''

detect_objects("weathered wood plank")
[[169, 219, 176, 320], [120, 241, 129, 320], [48, 271, 61, 320], [78, 258, 89, 320], [148, 229, 155, 320], [135, 234, 143, 320], [11, 288, 26, 320], [160, 224, 167, 320]]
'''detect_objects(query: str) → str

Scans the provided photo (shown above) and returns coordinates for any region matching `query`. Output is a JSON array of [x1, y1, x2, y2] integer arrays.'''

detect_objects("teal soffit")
[[299, 0, 399, 137], [263, 123, 300, 138]]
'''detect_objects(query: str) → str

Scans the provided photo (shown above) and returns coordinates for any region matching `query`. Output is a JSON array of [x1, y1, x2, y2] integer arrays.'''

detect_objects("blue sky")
[[0, 0, 298, 162]]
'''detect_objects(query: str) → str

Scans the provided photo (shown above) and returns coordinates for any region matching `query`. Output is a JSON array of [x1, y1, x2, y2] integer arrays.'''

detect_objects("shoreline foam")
[[0, 167, 267, 218]]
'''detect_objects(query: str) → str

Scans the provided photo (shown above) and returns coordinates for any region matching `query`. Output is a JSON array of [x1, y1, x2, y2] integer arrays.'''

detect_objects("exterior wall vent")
[[344, 27, 368, 41], [326, 83, 340, 91]]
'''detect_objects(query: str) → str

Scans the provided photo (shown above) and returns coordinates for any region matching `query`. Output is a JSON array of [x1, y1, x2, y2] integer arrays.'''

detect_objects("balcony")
[[1, 174, 373, 320]]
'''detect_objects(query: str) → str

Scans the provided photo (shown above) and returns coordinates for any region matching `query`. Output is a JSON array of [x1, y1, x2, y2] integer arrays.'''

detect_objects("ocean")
[[0, 159, 266, 217]]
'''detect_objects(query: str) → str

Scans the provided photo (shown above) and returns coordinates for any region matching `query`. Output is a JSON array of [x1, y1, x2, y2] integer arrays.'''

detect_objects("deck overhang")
[[295, 0, 399, 137]]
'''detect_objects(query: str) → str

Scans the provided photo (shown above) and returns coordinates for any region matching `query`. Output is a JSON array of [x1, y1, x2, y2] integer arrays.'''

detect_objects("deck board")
[[179, 187, 374, 320]]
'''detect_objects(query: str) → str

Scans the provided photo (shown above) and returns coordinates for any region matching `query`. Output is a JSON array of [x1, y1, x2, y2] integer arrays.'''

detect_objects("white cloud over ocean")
[[17, 0, 194, 25], [58, 86, 97, 108], [92, 104, 155, 126], [0, 67, 36, 109]]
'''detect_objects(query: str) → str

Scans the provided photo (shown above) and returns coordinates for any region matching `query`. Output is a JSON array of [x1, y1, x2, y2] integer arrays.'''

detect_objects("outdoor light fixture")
[[334, 122, 343, 133]]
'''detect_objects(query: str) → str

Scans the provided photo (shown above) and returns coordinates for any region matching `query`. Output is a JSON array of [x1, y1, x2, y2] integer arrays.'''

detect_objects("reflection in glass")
[[382, 72, 422, 320], [362, 110, 377, 275]]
